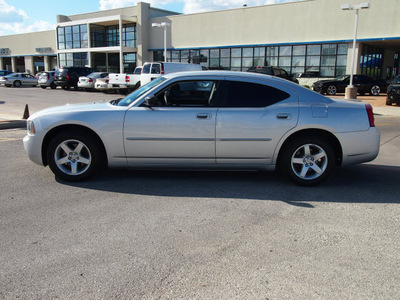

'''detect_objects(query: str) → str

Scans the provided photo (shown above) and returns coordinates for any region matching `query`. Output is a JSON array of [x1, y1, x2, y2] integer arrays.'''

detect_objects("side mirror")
[[144, 95, 157, 108]]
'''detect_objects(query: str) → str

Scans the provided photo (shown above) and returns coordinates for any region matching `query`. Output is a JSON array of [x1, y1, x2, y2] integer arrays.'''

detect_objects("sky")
[[0, 0, 297, 36]]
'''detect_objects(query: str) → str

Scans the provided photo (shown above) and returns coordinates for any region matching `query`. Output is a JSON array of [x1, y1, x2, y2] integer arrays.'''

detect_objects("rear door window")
[[215, 80, 290, 107]]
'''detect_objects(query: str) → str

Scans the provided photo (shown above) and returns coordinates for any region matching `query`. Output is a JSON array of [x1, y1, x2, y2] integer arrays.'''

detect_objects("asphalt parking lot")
[[1, 86, 400, 299]]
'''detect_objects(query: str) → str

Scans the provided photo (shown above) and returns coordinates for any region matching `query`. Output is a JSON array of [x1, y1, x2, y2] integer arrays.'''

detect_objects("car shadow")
[[57, 163, 400, 208]]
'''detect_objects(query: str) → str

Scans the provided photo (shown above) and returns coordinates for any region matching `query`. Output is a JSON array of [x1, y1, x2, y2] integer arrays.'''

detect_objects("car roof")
[[164, 70, 282, 82]]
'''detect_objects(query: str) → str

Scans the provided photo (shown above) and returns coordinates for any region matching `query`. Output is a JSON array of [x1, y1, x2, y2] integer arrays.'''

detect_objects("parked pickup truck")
[[108, 67, 142, 94]]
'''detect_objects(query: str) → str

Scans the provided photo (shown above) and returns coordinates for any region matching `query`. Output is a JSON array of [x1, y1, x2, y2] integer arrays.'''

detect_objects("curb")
[[0, 120, 27, 130]]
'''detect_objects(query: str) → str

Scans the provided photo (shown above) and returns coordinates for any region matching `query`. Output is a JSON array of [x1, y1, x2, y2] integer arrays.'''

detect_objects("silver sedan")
[[23, 71, 380, 186], [0, 73, 38, 87]]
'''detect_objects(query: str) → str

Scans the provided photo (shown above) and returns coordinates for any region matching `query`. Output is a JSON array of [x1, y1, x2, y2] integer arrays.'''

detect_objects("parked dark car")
[[54, 67, 96, 90], [247, 66, 298, 83], [386, 75, 400, 105], [0, 70, 13, 76], [312, 74, 387, 96]]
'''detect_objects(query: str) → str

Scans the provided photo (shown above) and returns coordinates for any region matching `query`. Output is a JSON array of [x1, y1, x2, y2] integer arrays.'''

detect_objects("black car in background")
[[386, 75, 400, 105], [54, 67, 96, 90], [247, 66, 299, 83], [312, 74, 387, 96]]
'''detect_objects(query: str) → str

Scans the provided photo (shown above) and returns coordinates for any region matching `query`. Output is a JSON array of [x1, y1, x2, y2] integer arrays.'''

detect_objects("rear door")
[[214, 78, 299, 165]]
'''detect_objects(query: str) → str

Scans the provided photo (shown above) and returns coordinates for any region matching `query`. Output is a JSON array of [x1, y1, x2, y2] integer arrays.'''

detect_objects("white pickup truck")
[[108, 67, 142, 94]]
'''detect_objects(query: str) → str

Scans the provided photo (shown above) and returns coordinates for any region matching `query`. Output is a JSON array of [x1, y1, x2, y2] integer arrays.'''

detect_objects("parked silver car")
[[0, 73, 38, 87], [23, 71, 380, 186], [78, 72, 109, 90], [94, 76, 114, 93], [38, 71, 56, 89]]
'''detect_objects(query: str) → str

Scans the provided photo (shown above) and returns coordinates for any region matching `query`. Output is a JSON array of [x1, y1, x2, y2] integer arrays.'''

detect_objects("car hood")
[[313, 79, 338, 85], [389, 83, 400, 88], [30, 101, 115, 118]]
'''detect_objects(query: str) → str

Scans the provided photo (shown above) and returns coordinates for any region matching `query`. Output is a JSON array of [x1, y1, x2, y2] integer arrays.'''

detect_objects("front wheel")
[[326, 85, 337, 95], [280, 136, 335, 186], [47, 131, 103, 181], [370, 85, 381, 96], [13, 80, 21, 87]]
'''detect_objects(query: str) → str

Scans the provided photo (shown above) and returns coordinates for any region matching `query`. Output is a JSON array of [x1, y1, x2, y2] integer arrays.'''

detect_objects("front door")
[[123, 80, 218, 166]]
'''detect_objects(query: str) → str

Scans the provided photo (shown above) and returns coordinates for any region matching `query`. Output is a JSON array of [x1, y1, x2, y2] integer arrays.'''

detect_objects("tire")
[[370, 85, 380, 96], [326, 85, 337, 95], [386, 96, 393, 106], [280, 135, 335, 186], [47, 131, 103, 181], [41, 86, 47, 89], [13, 80, 21, 87], [5, 84, 11, 87], [50, 82, 56, 89]]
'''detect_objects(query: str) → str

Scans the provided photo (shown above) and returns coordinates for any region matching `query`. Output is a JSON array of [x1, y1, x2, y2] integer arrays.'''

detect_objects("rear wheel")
[[41, 86, 47, 89], [326, 85, 337, 95], [50, 82, 56, 89], [47, 131, 103, 181], [370, 85, 381, 96], [280, 135, 335, 186]]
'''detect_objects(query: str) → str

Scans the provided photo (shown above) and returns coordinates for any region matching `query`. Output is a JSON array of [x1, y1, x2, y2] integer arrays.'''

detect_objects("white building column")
[[24, 56, 35, 74], [11, 57, 17, 72], [44, 56, 51, 71], [0, 57, 4, 70]]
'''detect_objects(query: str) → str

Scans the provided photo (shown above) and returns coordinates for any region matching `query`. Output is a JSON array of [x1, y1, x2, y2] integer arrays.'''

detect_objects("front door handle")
[[197, 113, 211, 119]]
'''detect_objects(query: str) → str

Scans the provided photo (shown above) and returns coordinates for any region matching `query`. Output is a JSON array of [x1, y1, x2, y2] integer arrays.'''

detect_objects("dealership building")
[[0, 0, 399, 80]]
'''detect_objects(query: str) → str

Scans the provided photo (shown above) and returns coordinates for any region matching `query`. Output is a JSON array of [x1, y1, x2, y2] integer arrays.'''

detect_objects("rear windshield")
[[134, 68, 142, 74], [55, 69, 67, 76]]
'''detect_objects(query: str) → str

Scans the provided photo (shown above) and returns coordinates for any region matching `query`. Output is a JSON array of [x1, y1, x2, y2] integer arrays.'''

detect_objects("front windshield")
[[117, 77, 167, 107], [392, 76, 400, 84], [336, 75, 349, 81]]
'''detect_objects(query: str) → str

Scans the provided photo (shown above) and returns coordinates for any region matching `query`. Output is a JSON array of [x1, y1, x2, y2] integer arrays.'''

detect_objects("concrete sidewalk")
[[1, 93, 399, 130]]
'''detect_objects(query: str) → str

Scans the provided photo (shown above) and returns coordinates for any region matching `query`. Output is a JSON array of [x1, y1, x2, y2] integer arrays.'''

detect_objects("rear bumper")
[[336, 127, 380, 166]]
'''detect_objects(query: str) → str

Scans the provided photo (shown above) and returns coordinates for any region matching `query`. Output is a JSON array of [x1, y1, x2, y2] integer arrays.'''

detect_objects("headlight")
[[27, 120, 36, 135]]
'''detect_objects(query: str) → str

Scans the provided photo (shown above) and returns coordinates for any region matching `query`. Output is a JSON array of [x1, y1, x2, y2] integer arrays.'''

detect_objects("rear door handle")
[[276, 113, 292, 120], [197, 113, 211, 119]]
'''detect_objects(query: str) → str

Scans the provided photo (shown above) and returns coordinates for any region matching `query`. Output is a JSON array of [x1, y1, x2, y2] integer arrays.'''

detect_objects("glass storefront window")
[[307, 45, 321, 55], [279, 46, 292, 56], [267, 46, 279, 56], [151, 42, 347, 77], [293, 45, 306, 56], [231, 48, 241, 58], [322, 44, 337, 55]]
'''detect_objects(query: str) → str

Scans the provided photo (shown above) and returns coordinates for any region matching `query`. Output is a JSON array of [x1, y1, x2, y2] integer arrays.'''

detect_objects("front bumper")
[[387, 91, 400, 104], [312, 86, 324, 93]]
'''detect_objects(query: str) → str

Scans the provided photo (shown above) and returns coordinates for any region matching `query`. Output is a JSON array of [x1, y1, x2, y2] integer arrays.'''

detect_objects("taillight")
[[66, 74, 70, 81], [366, 104, 375, 127], [106, 79, 109, 83], [89, 78, 93, 82], [161, 68, 165, 75], [125, 75, 130, 82], [47, 75, 50, 79]]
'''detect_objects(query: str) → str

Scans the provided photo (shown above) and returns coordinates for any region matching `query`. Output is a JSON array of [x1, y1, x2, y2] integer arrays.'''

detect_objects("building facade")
[[0, 0, 399, 80]]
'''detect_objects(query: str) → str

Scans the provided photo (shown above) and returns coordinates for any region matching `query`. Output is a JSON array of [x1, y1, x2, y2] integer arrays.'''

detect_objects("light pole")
[[341, 2, 370, 99], [152, 22, 171, 62]]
